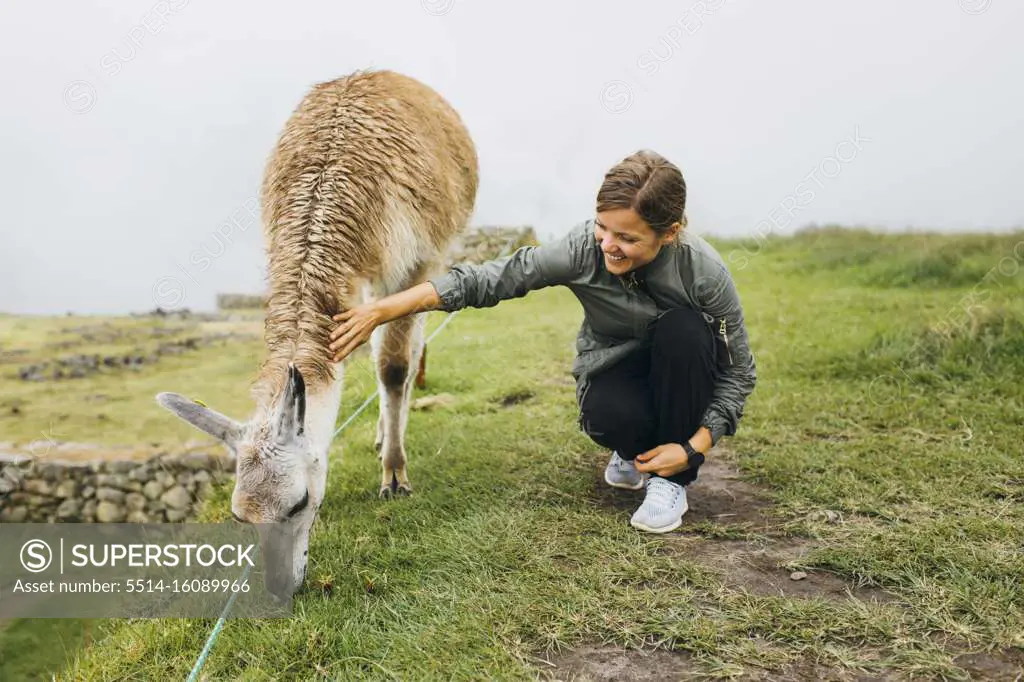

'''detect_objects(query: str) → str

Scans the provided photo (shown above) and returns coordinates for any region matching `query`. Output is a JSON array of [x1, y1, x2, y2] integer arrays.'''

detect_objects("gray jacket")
[[429, 220, 757, 446]]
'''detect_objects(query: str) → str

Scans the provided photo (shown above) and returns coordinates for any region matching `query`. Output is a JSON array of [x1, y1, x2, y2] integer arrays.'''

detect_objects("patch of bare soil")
[[681, 537, 891, 602], [951, 648, 1024, 681], [498, 389, 536, 407], [683, 452, 776, 530], [539, 645, 701, 681]]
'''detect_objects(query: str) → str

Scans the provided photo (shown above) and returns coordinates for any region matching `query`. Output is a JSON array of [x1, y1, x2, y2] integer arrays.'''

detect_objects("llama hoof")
[[379, 474, 412, 499]]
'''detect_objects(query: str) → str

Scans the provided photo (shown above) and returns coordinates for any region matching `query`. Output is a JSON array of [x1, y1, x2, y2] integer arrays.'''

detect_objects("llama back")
[[262, 69, 477, 281], [255, 70, 478, 403]]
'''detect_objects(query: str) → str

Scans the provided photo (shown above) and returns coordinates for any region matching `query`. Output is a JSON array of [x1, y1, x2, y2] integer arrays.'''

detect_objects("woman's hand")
[[634, 443, 690, 477], [328, 304, 382, 363]]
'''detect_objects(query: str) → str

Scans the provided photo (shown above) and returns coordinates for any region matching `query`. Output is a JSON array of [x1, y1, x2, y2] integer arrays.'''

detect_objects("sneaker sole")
[[629, 515, 684, 533], [604, 470, 647, 491]]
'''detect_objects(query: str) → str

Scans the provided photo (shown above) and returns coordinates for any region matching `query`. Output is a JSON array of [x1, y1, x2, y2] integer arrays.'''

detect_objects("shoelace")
[[645, 478, 680, 509]]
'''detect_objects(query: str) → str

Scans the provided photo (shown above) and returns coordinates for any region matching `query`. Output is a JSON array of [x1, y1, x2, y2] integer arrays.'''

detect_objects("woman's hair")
[[595, 150, 687, 237]]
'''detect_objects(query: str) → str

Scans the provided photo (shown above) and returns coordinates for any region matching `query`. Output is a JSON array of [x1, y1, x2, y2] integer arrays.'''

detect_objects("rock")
[[96, 487, 126, 504], [412, 394, 457, 411], [126, 510, 150, 523], [0, 506, 29, 522], [179, 453, 213, 470], [212, 454, 234, 472], [128, 466, 150, 482], [56, 498, 81, 519], [95, 501, 125, 523], [161, 485, 191, 511], [192, 470, 212, 485], [176, 472, 191, 485], [165, 508, 188, 522], [37, 463, 65, 481], [106, 461, 136, 474], [142, 480, 164, 500], [125, 493, 147, 511], [790, 571, 808, 581], [55, 479, 79, 499], [95, 473, 133, 490], [0, 467, 21, 494], [23, 479, 54, 496], [155, 471, 176, 489], [1, 464, 24, 483], [82, 500, 97, 519], [82, 485, 96, 499]]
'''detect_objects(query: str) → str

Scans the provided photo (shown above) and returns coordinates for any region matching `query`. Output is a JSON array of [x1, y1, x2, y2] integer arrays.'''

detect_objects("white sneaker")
[[604, 451, 648, 490], [630, 478, 688, 533]]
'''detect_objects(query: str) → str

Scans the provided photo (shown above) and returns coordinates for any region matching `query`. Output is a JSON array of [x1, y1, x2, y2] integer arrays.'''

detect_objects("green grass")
[[2, 227, 1023, 679], [0, 619, 94, 681]]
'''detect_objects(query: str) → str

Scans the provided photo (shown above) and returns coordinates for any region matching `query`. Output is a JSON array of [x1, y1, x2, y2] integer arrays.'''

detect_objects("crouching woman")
[[327, 150, 757, 533]]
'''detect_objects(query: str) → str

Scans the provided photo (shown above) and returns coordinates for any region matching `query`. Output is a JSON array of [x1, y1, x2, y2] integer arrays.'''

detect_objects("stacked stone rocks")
[[0, 452, 232, 523]]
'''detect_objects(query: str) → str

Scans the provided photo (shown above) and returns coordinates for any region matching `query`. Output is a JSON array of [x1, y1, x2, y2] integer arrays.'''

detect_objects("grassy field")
[[1, 227, 1023, 680]]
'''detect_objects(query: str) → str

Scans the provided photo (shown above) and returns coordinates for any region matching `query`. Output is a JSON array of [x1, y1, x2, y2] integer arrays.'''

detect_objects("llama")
[[155, 70, 478, 597]]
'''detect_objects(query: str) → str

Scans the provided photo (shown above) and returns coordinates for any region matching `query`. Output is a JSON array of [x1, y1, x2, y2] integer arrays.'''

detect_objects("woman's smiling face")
[[595, 208, 677, 275]]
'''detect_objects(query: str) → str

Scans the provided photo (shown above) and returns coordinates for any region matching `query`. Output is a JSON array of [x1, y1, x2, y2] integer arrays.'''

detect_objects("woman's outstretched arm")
[[328, 225, 588, 363], [328, 281, 441, 363]]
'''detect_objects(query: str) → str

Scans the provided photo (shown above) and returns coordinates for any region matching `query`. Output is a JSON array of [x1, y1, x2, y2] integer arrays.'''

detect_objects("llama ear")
[[155, 392, 243, 448], [274, 364, 306, 443]]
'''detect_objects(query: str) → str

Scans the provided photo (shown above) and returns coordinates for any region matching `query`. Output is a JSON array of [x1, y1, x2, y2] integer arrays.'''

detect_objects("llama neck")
[[254, 276, 353, 410], [249, 360, 344, 465], [302, 366, 345, 458]]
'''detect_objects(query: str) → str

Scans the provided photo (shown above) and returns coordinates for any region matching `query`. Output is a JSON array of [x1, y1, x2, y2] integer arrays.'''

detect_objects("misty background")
[[1, 0, 1021, 315]]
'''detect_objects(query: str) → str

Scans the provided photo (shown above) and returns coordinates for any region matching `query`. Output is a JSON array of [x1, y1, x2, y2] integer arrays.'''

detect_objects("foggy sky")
[[1, 0, 1022, 314]]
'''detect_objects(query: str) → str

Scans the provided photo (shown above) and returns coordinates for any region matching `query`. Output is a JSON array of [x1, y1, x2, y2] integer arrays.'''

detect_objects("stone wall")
[[216, 293, 266, 310], [442, 225, 538, 267], [0, 451, 233, 524]]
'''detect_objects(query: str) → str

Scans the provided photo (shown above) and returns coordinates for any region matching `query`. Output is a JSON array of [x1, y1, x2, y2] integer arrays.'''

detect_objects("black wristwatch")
[[682, 441, 705, 470]]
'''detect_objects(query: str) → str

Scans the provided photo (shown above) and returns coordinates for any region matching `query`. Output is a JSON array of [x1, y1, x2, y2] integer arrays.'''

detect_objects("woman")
[[328, 150, 757, 533]]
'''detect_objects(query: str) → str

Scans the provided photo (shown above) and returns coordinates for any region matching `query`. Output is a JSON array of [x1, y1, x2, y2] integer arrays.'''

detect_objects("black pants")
[[578, 307, 717, 486]]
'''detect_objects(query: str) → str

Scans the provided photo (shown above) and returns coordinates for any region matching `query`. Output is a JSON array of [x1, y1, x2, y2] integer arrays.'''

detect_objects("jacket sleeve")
[[429, 230, 584, 312], [693, 264, 757, 446]]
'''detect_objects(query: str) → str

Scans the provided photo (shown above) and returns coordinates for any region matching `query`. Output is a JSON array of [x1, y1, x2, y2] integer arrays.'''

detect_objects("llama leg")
[[364, 282, 385, 456], [400, 314, 427, 445], [372, 314, 419, 497], [415, 343, 427, 389]]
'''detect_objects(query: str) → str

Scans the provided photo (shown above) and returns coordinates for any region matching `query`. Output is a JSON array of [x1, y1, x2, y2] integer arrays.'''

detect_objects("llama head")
[[155, 364, 323, 599]]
